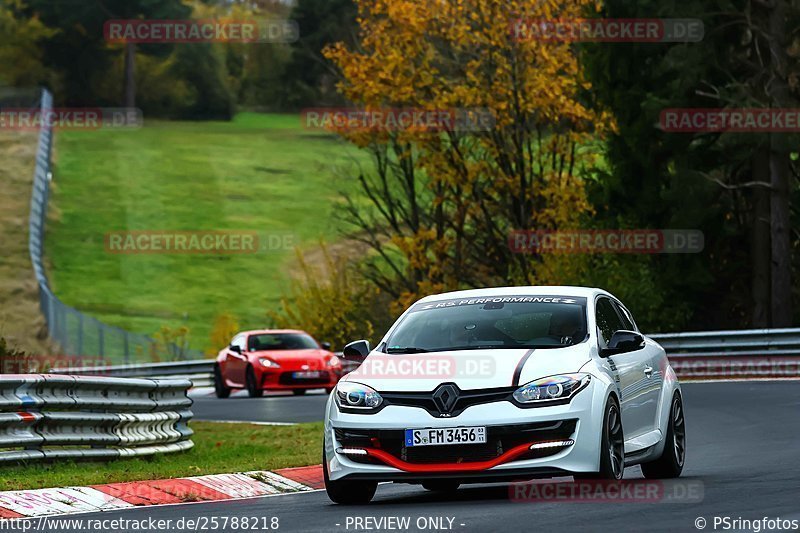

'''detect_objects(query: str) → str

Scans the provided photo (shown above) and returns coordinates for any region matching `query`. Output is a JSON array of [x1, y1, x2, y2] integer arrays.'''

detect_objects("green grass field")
[[0, 421, 322, 491], [48, 113, 370, 357]]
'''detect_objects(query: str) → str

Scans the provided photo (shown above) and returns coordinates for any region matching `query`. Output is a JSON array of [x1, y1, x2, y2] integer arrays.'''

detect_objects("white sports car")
[[323, 286, 685, 504]]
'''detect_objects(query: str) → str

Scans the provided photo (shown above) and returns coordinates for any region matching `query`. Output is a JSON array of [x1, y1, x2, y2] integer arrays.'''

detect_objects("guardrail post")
[[77, 314, 84, 356], [124, 331, 130, 363]]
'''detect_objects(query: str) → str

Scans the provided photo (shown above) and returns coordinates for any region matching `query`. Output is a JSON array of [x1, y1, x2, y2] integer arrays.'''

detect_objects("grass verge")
[[0, 421, 322, 491], [48, 113, 370, 356], [0, 129, 54, 355]]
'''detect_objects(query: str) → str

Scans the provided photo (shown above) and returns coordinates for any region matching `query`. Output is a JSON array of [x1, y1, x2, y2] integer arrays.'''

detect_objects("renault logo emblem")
[[432, 384, 459, 413]]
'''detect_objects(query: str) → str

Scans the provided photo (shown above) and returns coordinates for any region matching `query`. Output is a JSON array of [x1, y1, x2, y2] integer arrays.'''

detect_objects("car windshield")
[[247, 333, 318, 351], [384, 296, 588, 353]]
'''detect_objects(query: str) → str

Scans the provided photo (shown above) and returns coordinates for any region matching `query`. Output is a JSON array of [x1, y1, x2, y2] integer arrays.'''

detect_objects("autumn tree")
[[0, 0, 56, 88], [267, 244, 382, 349], [324, 0, 613, 311]]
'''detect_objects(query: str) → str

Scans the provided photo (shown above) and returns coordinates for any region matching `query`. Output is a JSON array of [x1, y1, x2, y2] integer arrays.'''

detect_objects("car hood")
[[342, 344, 592, 391], [250, 349, 328, 363]]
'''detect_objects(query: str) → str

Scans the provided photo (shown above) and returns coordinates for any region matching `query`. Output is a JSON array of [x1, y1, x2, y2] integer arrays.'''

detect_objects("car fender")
[[650, 357, 682, 458]]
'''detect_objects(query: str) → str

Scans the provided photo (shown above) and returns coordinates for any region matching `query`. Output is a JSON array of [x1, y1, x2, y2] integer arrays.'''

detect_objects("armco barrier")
[[651, 328, 800, 379], [52, 328, 800, 384], [0, 375, 193, 463], [52, 353, 359, 388]]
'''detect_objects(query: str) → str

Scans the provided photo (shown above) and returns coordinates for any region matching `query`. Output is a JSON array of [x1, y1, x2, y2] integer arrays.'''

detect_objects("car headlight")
[[335, 381, 383, 411], [327, 355, 341, 367], [513, 374, 590, 404], [259, 357, 280, 368]]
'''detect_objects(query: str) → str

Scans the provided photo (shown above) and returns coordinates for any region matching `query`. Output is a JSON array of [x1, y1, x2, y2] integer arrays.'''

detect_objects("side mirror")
[[229, 344, 242, 355], [601, 330, 644, 357], [320, 341, 332, 351], [342, 339, 370, 361]]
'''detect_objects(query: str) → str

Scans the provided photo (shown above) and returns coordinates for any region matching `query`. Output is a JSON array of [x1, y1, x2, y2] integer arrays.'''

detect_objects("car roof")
[[237, 329, 310, 336], [415, 285, 614, 303]]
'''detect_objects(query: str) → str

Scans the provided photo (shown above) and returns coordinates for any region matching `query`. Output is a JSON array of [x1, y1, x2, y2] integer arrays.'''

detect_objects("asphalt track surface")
[[47, 381, 800, 533], [190, 388, 330, 423]]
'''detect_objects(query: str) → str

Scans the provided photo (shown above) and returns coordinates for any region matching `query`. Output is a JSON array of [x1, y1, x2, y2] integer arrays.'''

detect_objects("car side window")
[[595, 297, 625, 348], [612, 301, 636, 331]]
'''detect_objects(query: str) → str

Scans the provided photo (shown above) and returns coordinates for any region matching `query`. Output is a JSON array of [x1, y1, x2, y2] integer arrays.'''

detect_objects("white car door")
[[595, 297, 652, 439], [612, 300, 662, 436]]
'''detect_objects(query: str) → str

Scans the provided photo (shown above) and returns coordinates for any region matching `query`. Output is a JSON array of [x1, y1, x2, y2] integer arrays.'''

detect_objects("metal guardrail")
[[649, 327, 800, 357], [26, 88, 203, 363], [54, 353, 359, 388], [52, 328, 800, 384], [0, 375, 193, 462], [54, 360, 217, 388]]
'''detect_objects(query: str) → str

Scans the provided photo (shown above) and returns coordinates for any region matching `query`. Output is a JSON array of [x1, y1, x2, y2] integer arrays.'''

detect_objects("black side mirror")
[[601, 330, 644, 357], [320, 341, 332, 351], [229, 344, 242, 354], [342, 339, 370, 361]]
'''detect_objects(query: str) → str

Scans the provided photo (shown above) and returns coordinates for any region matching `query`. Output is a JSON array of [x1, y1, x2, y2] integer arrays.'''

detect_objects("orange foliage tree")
[[325, 0, 614, 311]]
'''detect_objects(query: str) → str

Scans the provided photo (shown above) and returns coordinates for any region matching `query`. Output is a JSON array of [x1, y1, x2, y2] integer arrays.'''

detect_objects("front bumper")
[[257, 367, 341, 390], [325, 380, 607, 482]]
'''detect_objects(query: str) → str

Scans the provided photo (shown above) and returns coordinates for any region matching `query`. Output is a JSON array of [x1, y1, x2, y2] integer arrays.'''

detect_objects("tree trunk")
[[124, 42, 136, 108], [766, 0, 793, 327], [769, 144, 792, 326], [751, 148, 771, 327]]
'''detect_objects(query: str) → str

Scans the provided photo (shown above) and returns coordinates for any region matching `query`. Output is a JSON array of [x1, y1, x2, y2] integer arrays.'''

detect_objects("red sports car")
[[214, 329, 342, 398]]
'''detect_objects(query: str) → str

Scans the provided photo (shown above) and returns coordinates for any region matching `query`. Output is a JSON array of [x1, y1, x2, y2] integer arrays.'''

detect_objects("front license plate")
[[292, 371, 321, 378], [405, 426, 487, 447]]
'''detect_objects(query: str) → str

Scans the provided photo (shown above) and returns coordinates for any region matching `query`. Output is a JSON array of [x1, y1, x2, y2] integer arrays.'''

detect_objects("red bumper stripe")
[[365, 442, 536, 473]]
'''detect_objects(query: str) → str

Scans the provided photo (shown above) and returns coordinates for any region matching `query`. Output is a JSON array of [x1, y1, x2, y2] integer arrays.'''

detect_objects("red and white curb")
[[0, 465, 323, 519]]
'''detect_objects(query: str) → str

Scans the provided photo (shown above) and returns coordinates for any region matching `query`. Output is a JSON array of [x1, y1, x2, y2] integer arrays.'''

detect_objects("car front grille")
[[380, 386, 517, 417], [334, 419, 578, 466]]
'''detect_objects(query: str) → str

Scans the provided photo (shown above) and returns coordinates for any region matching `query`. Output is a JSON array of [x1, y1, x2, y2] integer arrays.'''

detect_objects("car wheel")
[[576, 396, 624, 480], [293, 389, 306, 396], [245, 366, 264, 398], [422, 480, 460, 492], [641, 393, 685, 479], [323, 446, 377, 504], [213, 365, 231, 399]]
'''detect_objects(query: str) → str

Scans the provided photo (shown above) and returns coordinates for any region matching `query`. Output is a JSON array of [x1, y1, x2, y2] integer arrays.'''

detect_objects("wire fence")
[[27, 89, 204, 364]]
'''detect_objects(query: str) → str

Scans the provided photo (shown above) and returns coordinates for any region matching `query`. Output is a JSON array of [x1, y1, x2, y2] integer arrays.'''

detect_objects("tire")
[[245, 366, 264, 398], [213, 365, 231, 399], [293, 389, 306, 396], [576, 396, 624, 480], [641, 393, 685, 479], [323, 446, 377, 504], [422, 480, 460, 492]]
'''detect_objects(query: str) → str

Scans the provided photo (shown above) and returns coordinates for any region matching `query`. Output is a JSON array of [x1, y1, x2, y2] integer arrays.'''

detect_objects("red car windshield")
[[247, 333, 319, 351]]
